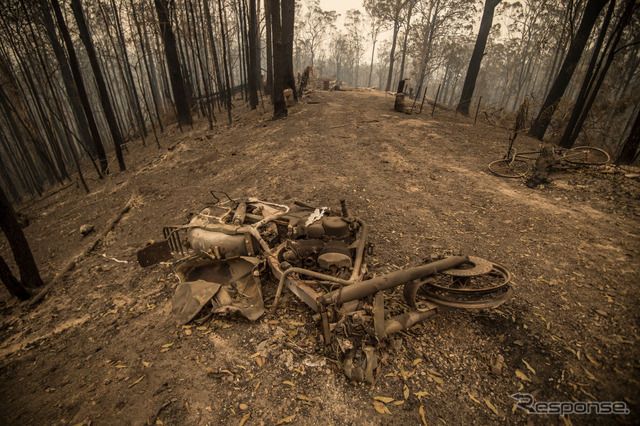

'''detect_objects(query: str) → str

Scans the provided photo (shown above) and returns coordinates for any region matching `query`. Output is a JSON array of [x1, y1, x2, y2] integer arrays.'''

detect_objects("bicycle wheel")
[[488, 159, 530, 178], [563, 146, 610, 165]]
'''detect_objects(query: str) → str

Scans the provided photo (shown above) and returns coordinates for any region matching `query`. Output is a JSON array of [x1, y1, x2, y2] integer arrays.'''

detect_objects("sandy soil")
[[0, 89, 639, 425]]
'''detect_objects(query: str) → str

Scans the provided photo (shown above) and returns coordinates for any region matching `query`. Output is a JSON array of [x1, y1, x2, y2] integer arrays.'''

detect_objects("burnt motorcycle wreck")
[[138, 195, 513, 382]]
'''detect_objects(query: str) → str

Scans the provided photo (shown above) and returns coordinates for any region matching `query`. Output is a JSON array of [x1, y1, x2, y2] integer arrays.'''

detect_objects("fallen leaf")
[[250, 352, 262, 359], [184, 329, 192, 336], [372, 400, 391, 414], [239, 413, 250, 426], [297, 394, 314, 403], [115, 365, 127, 369], [185, 402, 190, 413], [468, 393, 481, 404], [403, 385, 410, 400], [484, 397, 499, 415], [585, 353, 601, 368], [582, 367, 596, 381], [412, 358, 424, 366], [515, 369, 531, 382], [162, 342, 174, 349], [419, 405, 427, 425], [522, 359, 536, 375], [128, 375, 145, 388], [373, 396, 395, 403], [256, 357, 265, 367], [283, 381, 295, 387], [429, 374, 444, 385], [392, 400, 405, 406], [275, 414, 296, 424], [142, 361, 151, 368], [415, 391, 429, 397]]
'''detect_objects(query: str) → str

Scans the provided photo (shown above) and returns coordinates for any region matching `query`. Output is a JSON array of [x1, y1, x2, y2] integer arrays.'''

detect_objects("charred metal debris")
[[138, 195, 513, 382]]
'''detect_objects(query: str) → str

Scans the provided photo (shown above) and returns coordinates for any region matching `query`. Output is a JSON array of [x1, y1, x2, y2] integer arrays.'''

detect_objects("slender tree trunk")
[[281, 0, 296, 100], [456, 0, 501, 115], [218, 0, 234, 125], [398, 3, 413, 82], [563, 0, 634, 148], [385, 16, 401, 92], [368, 37, 377, 87], [559, 0, 616, 148], [39, 2, 95, 158], [203, 0, 225, 108], [154, 0, 193, 127], [529, 0, 609, 140], [70, 0, 126, 171], [50, 0, 109, 174], [248, 0, 260, 108], [269, 0, 287, 118], [265, 0, 273, 96]]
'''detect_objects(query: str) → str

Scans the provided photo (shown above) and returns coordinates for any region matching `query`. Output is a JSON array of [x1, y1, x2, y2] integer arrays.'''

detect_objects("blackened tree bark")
[[218, 0, 234, 125], [616, 107, 640, 164], [558, 0, 616, 148], [49, 0, 109, 174], [281, 0, 297, 101], [456, 0, 501, 116], [270, 0, 287, 118], [265, 0, 273, 96], [39, 1, 94, 158], [528, 0, 609, 140], [203, 0, 225, 109], [0, 185, 43, 295], [248, 0, 260, 108], [560, 0, 635, 149], [70, 0, 126, 171], [154, 0, 193, 127]]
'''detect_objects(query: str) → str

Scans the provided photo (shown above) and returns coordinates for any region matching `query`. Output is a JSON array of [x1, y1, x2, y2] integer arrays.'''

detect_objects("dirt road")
[[1, 89, 638, 424]]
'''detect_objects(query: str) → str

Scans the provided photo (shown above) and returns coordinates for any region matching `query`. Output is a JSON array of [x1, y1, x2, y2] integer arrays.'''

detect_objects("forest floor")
[[0, 88, 639, 425]]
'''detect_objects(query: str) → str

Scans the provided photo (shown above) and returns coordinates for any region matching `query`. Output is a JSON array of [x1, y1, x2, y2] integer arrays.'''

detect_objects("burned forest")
[[0, 0, 639, 424]]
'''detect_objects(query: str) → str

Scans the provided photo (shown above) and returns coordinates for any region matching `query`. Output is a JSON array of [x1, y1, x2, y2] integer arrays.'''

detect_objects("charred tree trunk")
[[248, 0, 260, 108], [218, 0, 234, 125], [265, 0, 273, 96], [281, 0, 296, 100], [529, 0, 608, 140], [269, 0, 287, 118], [560, 0, 634, 149], [154, 0, 193, 127], [49, 0, 109, 174], [70, 0, 126, 171], [456, 0, 501, 116], [0, 185, 43, 292]]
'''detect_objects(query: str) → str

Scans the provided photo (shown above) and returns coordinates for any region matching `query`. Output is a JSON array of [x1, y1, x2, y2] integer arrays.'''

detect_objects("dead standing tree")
[[154, 0, 194, 127], [528, 0, 609, 140], [70, 0, 126, 171], [268, 0, 288, 118], [456, 0, 501, 116]]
